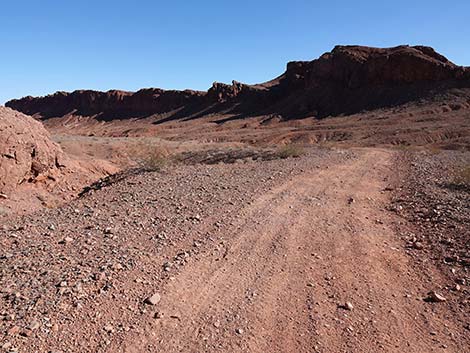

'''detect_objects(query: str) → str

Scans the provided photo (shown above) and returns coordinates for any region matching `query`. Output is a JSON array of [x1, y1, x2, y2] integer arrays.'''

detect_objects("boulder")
[[0, 106, 68, 194]]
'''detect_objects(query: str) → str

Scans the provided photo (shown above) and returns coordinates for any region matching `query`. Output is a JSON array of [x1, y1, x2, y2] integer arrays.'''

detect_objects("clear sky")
[[1, 0, 469, 104]]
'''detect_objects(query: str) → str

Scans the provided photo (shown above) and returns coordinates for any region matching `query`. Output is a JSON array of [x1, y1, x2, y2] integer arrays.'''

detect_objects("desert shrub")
[[276, 144, 305, 159], [129, 143, 170, 172], [453, 165, 470, 186], [427, 145, 443, 155], [141, 146, 170, 171]]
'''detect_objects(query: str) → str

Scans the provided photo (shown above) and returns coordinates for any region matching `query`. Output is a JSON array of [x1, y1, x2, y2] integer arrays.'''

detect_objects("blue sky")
[[1, 0, 469, 104]]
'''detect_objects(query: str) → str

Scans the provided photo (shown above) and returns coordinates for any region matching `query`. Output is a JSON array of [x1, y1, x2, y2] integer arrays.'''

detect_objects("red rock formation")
[[287, 45, 466, 88], [6, 45, 470, 121], [0, 107, 69, 194]]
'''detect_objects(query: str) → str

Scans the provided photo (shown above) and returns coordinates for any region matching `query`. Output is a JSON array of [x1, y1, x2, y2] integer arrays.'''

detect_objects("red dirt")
[[1, 148, 468, 352]]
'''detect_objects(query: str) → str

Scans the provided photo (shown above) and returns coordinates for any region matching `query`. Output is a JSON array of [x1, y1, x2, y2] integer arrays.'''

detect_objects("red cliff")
[[6, 45, 470, 121]]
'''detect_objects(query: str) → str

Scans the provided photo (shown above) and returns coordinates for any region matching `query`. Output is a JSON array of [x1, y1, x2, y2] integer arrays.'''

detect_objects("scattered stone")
[[424, 291, 447, 303], [235, 328, 243, 334], [0, 193, 8, 199], [144, 293, 161, 305], [413, 242, 424, 250], [1, 342, 11, 349], [163, 262, 172, 271], [7, 325, 20, 336], [104, 227, 113, 234], [112, 263, 124, 271], [339, 301, 354, 310], [154, 312, 163, 319], [103, 324, 114, 333], [29, 320, 40, 330]]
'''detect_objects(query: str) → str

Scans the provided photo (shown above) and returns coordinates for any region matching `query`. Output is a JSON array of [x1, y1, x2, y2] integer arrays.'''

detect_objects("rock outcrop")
[[6, 89, 207, 120], [0, 107, 68, 194], [6, 45, 470, 121]]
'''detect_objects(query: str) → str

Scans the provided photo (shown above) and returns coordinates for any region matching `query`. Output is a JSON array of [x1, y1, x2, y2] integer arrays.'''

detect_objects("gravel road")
[[1, 148, 468, 353]]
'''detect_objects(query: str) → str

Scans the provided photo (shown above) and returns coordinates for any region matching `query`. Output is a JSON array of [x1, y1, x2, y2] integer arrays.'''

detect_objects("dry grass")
[[129, 143, 171, 171], [427, 145, 443, 155], [276, 144, 305, 159], [453, 165, 470, 186]]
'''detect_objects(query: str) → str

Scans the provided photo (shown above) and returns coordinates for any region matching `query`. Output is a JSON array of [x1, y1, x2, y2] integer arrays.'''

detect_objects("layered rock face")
[[6, 89, 206, 120], [0, 107, 68, 194], [285, 45, 466, 88], [6, 45, 470, 120], [271, 45, 470, 117]]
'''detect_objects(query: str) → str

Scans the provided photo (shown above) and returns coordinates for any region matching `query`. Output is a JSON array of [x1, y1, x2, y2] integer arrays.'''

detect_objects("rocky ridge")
[[6, 45, 470, 121]]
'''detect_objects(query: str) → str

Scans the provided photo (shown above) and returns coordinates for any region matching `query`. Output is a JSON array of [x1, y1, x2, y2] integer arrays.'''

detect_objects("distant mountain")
[[6, 45, 470, 121]]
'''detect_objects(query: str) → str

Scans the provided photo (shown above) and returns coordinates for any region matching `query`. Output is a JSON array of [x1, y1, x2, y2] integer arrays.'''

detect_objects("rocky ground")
[[393, 150, 470, 271], [1, 147, 469, 352], [0, 107, 116, 219], [391, 149, 470, 337], [0, 148, 340, 352]]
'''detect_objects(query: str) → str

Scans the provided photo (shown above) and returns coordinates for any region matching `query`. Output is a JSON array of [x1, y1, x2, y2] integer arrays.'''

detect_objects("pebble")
[[7, 326, 20, 336], [154, 312, 163, 319], [144, 293, 161, 305], [1, 342, 11, 349], [103, 325, 114, 333], [339, 301, 354, 310], [29, 320, 40, 330], [425, 291, 447, 303]]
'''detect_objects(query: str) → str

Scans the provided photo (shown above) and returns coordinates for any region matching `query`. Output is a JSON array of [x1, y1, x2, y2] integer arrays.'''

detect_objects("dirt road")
[[118, 149, 464, 353], [1, 148, 467, 353]]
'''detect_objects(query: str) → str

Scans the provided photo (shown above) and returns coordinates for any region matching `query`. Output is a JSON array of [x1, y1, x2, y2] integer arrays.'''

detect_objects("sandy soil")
[[1, 148, 468, 352]]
